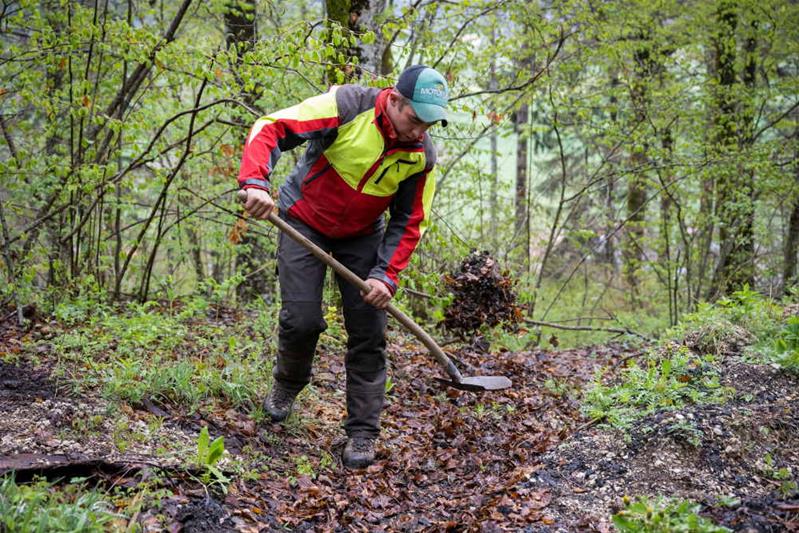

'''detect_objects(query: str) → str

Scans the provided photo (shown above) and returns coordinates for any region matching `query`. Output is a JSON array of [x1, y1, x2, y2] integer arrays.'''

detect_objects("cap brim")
[[410, 100, 448, 127]]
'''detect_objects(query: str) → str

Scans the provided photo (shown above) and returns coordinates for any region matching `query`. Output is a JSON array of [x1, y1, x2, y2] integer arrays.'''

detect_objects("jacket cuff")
[[369, 275, 397, 296], [239, 178, 270, 193]]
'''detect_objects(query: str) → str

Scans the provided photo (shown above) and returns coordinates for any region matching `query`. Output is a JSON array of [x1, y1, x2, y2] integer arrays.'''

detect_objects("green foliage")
[[195, 426, 230, 492], [612, 496, 730, 532], [771, 316, 799, 373], [48, 295, 275, 412], [484, 325, 538, 352], [582, 344, 733, 428], [0, 475, 120, 532], [292, 451, 333, 481], [665, 286, 781, 350]]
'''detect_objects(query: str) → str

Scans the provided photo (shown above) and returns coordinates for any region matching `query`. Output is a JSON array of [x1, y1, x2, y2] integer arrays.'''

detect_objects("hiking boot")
[[342, 437, 376, 469], [263, 385, 297, 422]]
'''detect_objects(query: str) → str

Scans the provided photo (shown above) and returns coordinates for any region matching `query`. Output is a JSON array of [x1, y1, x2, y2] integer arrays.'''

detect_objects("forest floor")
[[1, 307, 798, 531]]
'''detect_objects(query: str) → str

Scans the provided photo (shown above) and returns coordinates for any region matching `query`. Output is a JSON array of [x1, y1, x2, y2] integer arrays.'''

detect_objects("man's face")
[[385, 92, 433, 143]]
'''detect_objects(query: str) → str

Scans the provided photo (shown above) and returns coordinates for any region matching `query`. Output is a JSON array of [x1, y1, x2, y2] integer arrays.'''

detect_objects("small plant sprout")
[[195, 426, 230, 493]]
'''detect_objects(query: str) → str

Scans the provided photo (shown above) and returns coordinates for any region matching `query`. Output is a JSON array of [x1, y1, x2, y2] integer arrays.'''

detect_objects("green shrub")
[[612, 496, 730, 532], [665, 286, 781, 351]]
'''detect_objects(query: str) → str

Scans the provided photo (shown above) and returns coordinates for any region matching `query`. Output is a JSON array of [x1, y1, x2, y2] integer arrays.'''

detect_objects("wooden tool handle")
[[237, 189, 462, 383]]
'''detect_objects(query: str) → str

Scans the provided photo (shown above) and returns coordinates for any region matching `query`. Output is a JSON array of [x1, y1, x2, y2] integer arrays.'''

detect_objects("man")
[[237, 65, 448, 468]]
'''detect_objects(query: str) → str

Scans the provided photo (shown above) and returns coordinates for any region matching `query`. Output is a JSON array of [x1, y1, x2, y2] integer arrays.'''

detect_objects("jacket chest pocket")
[[363, 158, 421, 196]]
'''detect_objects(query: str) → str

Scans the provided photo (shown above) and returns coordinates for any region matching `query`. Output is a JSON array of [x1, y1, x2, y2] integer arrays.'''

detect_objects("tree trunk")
[[225, 0, 258, 107], [783, 123, 799, 293], [785, 182, 799, 293], [356, 0, 391, 77], [324, 0, 369, 84], [710, 2, 755, 298], [222, 0, 275, 302], [602, 70, 620, 270], [489, 21, 499, 248], [659, 128, 676, 325], [623, 41, 653, 304], [514, 103, 529, 244]]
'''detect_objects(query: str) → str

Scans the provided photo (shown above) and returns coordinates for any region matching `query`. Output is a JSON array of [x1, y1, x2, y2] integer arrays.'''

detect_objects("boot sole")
[[342, 457, 374, 469]]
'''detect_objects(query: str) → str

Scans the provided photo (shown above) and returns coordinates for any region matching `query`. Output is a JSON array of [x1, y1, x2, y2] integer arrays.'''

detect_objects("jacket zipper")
[[303, 163, 330, 188], [373, 159, 415, 185]]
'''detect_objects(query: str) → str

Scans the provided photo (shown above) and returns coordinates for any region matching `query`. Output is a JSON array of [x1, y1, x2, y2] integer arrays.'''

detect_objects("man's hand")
[[362, 278, 392, 309], [243, 188, 275, 220]]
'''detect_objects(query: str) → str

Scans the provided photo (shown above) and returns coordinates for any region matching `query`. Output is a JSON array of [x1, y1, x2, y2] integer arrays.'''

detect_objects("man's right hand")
[[243, 188, 275, 220]]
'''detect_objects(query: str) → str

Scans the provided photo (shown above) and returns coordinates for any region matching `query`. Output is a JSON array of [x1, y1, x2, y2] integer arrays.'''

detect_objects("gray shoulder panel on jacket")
[[336, 85, 381, 124], [422, 134, 437, 171]]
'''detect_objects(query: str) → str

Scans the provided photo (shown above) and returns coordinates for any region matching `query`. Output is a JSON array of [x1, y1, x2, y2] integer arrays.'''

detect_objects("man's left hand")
[[362, 278, 392, 309]]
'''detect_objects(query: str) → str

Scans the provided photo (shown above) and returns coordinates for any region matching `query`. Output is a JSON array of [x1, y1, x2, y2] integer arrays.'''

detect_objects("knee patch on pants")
[[278, 302, 327, 356]]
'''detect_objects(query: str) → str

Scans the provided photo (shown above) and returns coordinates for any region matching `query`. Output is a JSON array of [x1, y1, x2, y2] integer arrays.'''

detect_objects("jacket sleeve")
[[368, 165, 436, 293], [237, 89, 340, 192]]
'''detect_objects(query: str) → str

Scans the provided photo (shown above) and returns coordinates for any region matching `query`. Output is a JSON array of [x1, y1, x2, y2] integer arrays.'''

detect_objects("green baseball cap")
[[396, 65, 449, 126]]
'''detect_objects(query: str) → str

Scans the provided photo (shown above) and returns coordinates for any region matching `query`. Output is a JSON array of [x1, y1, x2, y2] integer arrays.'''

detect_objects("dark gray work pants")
[[274, 212, 387, 438]]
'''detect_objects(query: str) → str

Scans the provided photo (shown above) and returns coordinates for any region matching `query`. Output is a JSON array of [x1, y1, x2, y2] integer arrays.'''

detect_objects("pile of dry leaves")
[[442, 251, 522, 337]]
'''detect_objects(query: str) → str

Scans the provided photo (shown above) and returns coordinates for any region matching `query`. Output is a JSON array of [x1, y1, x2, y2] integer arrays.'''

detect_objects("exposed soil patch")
[[520, 359, 799, 531], [0, 358, 57, 404]]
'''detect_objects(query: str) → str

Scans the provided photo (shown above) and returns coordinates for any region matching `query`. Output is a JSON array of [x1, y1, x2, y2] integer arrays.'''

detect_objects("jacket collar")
[[375, 88, 398, 145]]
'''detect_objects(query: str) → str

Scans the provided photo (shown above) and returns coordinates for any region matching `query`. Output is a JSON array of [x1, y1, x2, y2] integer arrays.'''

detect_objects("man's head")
[[386, 65, 449, 142]]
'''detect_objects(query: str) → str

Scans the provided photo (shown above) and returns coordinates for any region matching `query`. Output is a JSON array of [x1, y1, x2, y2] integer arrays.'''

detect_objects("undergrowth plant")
[[583, 287, 782, 429], [665, 286, 781, 352], [195, 426, 230, 493], [612, 496, 730, 532], [0, 475, 120, 532], [770, 316, 799, 373], [582, 344, 733, 428], [46, 292, 276, 413]]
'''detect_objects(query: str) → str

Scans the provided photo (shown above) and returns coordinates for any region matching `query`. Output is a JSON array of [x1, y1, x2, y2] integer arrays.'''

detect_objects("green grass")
[[46, 298, 277, 413], [0, 475, 121, 532], [582, 286, 792, 429]]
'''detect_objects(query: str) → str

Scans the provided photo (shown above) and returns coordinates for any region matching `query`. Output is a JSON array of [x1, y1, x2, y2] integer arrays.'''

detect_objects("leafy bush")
[[612, 496, 730, 532], [0, 475, 120, 532], [665, 286, 781, 352]]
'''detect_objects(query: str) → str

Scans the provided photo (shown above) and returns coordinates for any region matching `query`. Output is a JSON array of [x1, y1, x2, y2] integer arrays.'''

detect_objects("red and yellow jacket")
[[237, 85, 437, 293]]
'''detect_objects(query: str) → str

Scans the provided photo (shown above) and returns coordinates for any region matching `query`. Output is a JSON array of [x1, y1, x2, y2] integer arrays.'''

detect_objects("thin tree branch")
[[449, 27, 567, 102], [524, 318, 650, 341]]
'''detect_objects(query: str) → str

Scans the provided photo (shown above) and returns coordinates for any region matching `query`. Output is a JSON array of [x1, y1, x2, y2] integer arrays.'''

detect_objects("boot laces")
[[350, 437, 374, 452], [271, 387, 295, 408]]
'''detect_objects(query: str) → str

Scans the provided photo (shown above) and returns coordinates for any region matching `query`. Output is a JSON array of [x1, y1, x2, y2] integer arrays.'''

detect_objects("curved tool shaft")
[[237, 190, 464, 384], [268, 209, 464, 383]]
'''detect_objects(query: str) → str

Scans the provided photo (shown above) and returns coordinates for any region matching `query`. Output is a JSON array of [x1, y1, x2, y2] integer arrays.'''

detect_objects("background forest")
[[2, 0, 798, 342]]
